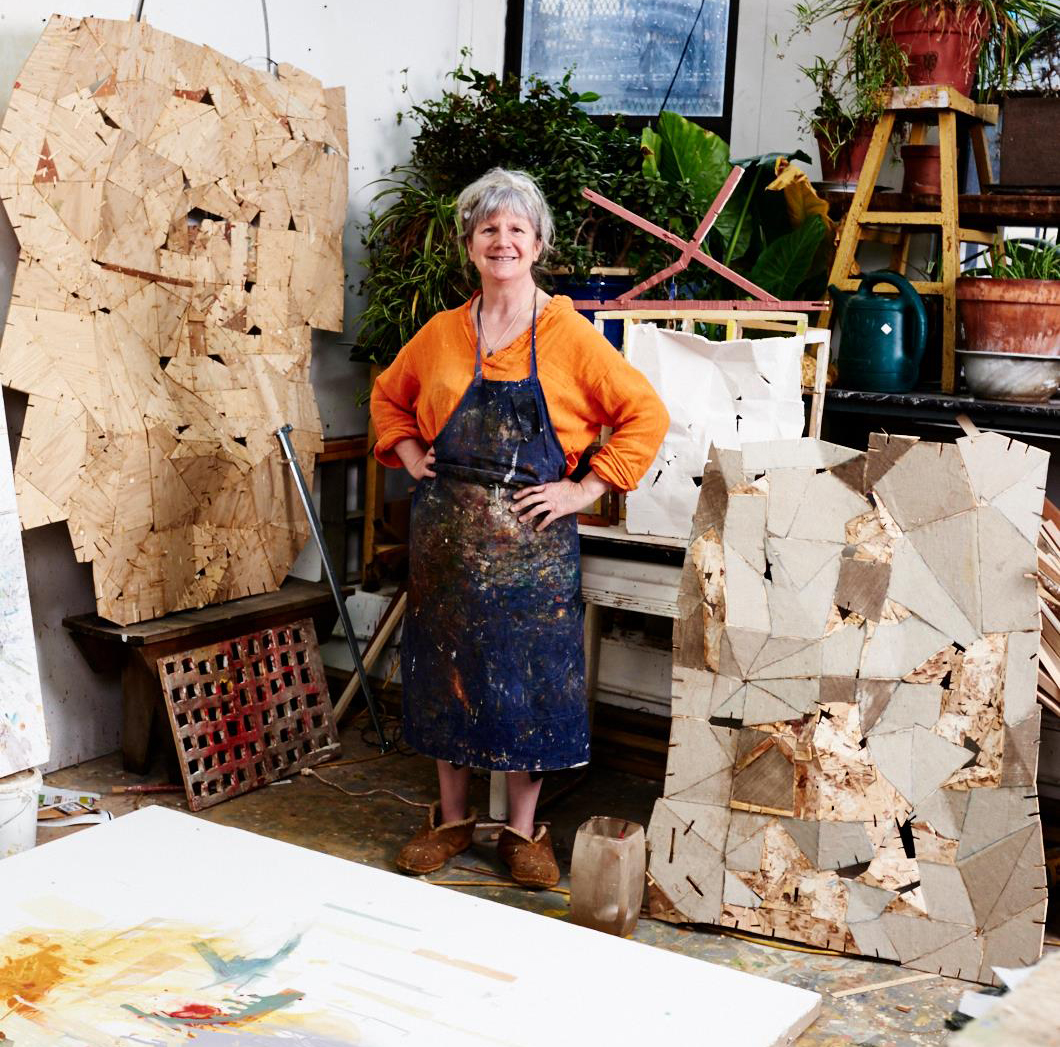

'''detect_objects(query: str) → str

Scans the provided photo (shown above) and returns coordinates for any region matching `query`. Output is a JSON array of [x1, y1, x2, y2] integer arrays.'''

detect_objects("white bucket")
[[0, 766, 42, 859]]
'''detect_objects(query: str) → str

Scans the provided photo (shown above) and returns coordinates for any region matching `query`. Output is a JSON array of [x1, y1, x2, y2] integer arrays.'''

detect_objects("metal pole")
[[275, 425, 389, 751]]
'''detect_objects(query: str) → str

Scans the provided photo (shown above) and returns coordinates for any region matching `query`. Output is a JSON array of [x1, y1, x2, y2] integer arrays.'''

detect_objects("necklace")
[[477, 289, 537, 356]]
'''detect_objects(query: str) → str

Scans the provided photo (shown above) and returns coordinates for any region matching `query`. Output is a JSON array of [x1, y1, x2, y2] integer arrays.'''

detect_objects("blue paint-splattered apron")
[[400, 300, 589, 771]]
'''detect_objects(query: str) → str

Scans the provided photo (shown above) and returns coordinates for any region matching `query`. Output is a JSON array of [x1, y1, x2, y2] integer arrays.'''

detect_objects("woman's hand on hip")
[[511, 472, 611, 531], [395, 438, 436, 480]]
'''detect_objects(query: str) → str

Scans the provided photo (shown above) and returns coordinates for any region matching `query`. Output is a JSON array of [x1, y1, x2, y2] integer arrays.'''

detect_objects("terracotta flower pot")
[[956, 278, 1060, 356], [901, 143, 941, 196], [816, 124, 875, 186], [888, 2, 986, 95]]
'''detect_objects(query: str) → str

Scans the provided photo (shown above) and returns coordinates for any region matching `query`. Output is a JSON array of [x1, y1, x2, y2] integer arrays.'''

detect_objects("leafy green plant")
[[794, 0, 1060, 98], [638, 111, 830, 302], [355, 68, 833, 364], [965, 236, 1060, 277], [355, 64, 695, 363]]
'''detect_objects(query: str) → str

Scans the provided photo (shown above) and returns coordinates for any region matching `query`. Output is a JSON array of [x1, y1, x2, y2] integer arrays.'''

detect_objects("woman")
[[371, 168, 667, 888]]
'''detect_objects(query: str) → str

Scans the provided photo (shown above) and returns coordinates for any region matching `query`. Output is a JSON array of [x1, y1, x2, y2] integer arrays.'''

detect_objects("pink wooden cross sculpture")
[[575, 166, 829, 312]]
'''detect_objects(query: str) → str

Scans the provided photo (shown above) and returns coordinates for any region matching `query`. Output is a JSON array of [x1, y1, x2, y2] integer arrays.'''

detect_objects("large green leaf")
[[749, 215, 828, 300], [640, 125, 663, 178], [656, 111, 731, 214]]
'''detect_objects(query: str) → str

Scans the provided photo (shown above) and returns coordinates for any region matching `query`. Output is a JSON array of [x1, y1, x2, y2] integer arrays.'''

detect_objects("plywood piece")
[[817, 821, 875, 869], [957, 430, 1048, 504], [822, 621, 867, 676], [664, 718, 737, 805], [1005, 631, 1042, 726], [959, 823, 1038, 927], [976, 905, 1048, 987], [912, 931, 983, 981], [957, 788, 1039, 862], [849, 917, 900, 962], [867, 682, 943, 735], [647, 798, 728, 924], [845, 880, 896, 923], [888, 536, 979, 648], [765, 467, 814, 538], [0, 17, 343, 625], [873, 441, 976, 530], [723, 547, 771, 632], [765, 536, 843, 590], [864, 432, 918, 492], [741, 438, 861, 473], [880, 912, 970, 964], [906, 511, 982, 633], [723, 870, 763, 908], [867, 725, 969, 807], [731, 736, 794, 812], [724, 492, 767, 573], [978, 506, 1040, 634], [860, 616, 952, 680], [1000, 713, 1040, 787], [788, 471, 870, 543], [991, 474, 1048, 544], [836, 556, 891, 621], [918, 861, 977, 926]]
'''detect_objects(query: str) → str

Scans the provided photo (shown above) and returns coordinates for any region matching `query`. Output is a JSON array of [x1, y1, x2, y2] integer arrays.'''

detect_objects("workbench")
[[63, 579, 338, 775]]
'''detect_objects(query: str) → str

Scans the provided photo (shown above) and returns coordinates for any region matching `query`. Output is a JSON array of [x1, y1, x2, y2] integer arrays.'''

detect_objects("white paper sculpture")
[[626, 325, 806, 539]]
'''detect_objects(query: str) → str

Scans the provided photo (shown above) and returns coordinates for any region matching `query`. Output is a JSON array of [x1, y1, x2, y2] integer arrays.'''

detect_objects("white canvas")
[[0, 396, 47, 776], [0, 806, 821, 1045], [626, 324, 805, 539]]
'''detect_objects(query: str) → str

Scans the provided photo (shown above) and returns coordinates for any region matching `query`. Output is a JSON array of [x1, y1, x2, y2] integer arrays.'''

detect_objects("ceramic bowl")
[[958, 350, 1060, 402]]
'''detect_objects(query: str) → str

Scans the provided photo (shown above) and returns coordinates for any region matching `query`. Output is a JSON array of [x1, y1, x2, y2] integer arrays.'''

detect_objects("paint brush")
[[111, 783, 184, 794]]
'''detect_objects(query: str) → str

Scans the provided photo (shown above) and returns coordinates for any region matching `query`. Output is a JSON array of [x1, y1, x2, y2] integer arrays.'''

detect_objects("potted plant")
[[354, 64, 690, 365], [956, 238, 1060, 399], [796, 50, 905, 184], [795, 1, 1060, 98], [355, 65, 834, 365]]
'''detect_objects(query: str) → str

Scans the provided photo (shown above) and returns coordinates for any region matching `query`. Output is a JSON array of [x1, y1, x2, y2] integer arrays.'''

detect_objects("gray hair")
[[456, 168, 554, 264]]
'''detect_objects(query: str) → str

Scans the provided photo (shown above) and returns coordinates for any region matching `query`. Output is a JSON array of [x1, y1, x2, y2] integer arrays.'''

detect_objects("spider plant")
[[964, 236, 1060, 277], [794, 1, 1060, 97]]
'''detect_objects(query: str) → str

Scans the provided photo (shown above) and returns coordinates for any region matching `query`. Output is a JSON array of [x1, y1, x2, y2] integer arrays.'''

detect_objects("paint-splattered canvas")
[[647, 435, 1048, 984], [0, 806, 821, 1045], [0, 394, 48, 776]]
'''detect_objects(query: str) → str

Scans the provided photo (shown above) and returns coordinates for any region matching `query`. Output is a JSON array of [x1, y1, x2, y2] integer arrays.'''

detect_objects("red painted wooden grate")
[[157, 618, 340, 810]]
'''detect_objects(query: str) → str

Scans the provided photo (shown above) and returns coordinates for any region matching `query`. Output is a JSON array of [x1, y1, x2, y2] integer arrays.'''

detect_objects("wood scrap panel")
[[647, 432, 1048, 984], [157, 617, 338, 810], [0, 16, 346, 625]]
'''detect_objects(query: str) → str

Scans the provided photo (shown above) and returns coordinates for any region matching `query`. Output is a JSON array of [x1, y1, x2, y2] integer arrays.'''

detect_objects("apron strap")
[[473, 290, 540, 379], [529, 291, 539, 379]]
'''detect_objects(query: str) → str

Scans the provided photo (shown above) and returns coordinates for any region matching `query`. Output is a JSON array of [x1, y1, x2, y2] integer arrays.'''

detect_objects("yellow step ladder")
[[825, 85, 999, 392]]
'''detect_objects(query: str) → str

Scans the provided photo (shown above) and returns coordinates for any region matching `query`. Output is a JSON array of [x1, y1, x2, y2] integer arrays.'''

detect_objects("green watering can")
[[829, 271, 928, 393]]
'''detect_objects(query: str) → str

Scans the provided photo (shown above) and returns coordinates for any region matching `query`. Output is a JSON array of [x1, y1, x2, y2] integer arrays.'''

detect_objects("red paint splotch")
[[164, 1003, 223, 1020]]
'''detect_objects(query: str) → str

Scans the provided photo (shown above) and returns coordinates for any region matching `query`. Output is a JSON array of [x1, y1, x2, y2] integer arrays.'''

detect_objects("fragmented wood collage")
[[647, 433, 1048, 984], [0, 16, 347, 625]]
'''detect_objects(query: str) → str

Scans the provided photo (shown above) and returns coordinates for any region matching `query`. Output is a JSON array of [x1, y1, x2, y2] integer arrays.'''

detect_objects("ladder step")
[[832, 279, 946, 294], [860, 211, 944, 225]]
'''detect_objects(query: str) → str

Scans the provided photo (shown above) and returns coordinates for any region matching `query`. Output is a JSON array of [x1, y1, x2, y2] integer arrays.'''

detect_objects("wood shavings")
[[0, 16, 346, 625]]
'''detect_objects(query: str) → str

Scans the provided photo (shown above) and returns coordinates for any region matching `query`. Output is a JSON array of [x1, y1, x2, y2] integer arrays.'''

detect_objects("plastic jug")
[[569, 816, 645, 937], [829, 270, 928, 392]]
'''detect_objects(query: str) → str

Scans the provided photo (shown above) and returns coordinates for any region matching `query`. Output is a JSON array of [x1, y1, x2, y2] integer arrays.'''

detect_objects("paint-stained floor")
[[40, 709, 1057, 1047]]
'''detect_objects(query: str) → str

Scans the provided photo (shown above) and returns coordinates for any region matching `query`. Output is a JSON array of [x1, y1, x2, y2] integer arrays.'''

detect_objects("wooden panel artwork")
[[647, 434, 1048, 984], [0, 16, 347, 625], [157, 618, 338, 810]]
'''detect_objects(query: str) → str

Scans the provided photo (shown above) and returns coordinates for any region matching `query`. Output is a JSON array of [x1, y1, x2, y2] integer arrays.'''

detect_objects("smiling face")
[[467, 208, 542, 290]]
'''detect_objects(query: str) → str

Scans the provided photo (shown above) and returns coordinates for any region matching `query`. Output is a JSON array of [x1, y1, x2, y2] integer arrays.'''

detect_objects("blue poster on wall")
[[520, 0, 732, 117]]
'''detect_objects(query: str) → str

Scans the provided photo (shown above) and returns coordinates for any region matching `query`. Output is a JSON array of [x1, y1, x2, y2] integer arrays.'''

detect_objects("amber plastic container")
[[569, 816, 646, 937]]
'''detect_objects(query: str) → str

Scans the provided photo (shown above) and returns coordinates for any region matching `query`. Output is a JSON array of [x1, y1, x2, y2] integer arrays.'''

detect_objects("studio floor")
[[40, 705, 1057, 1047]]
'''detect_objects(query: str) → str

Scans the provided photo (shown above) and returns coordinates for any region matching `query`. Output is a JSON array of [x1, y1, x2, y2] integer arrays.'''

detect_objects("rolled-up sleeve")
[[371, 340, 425, 469], [581, 337, 669, 492]]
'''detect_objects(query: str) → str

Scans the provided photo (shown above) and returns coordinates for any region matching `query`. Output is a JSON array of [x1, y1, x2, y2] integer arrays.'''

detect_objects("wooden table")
[[63, 579, 339, 774]]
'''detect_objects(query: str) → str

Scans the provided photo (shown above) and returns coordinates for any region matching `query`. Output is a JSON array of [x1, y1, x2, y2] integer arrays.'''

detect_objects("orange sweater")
[[370, 296, 668, 492]]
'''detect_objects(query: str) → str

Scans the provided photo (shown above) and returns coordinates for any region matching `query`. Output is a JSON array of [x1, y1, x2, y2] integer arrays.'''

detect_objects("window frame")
[[503, 0, 741, 141]]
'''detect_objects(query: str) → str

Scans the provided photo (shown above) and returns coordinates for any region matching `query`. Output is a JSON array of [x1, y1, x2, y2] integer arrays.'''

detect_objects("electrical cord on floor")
[[300, 766, 430, 809]]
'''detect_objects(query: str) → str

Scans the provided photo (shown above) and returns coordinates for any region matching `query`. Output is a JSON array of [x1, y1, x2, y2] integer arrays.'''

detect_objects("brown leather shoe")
[[395, 802, 476, 875], [498, 824, 560, 889]]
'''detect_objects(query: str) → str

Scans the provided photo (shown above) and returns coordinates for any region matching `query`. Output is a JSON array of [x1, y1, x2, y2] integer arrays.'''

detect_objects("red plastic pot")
[[901, 143, 941, 195], [816, 124, 875, 185], [888, 2, 986, 95]]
